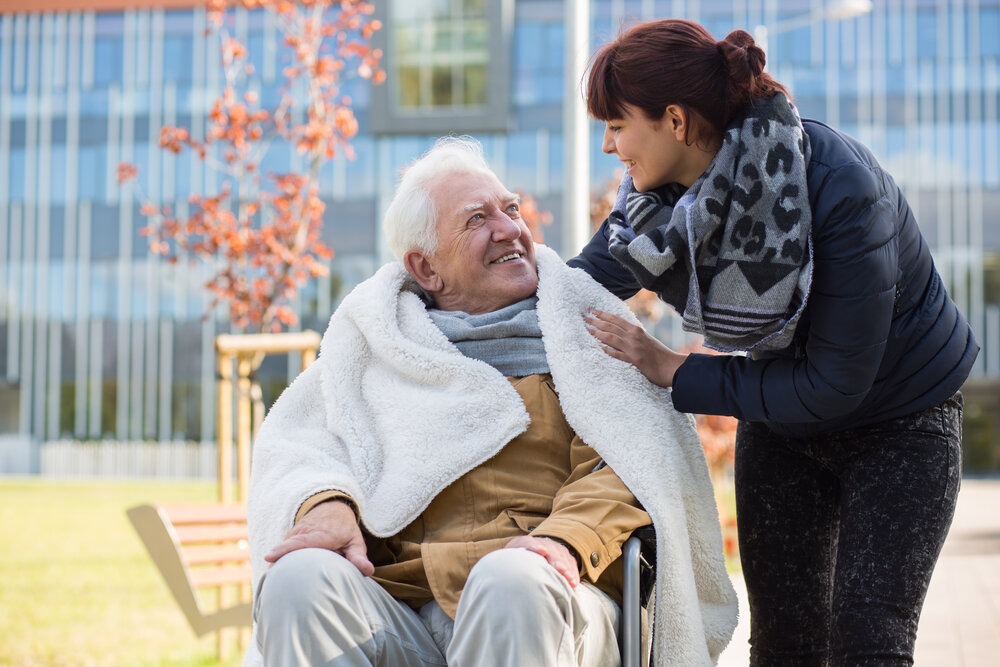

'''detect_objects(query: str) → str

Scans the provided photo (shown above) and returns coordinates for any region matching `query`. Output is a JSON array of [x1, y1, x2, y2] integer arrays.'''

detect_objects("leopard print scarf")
[[607, 93, 813, 353]]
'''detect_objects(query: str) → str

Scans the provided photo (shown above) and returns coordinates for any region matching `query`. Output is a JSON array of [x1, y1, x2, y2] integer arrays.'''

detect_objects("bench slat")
[[189, 564, 253, 588], [160, 503, 248, 524], [173, 524, 249, 544], [183, 544, 251, 565]]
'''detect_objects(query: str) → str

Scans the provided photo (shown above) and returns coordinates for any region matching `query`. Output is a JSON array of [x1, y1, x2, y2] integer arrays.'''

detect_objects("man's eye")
[[506, 204, 519, 214], [608, 124, 621, 132], [467, 213, 484, 225]]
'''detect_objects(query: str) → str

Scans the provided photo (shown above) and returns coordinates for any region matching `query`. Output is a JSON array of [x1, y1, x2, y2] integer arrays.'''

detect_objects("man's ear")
[[664, 104, 689, 141], [403, 249, 443, 293]]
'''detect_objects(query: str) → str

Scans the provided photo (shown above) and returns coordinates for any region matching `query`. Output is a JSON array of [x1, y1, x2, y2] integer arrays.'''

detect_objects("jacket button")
[[590, 552, 600, 567]]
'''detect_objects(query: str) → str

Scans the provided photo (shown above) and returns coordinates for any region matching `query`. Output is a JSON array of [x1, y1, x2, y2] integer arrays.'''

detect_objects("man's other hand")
[[504, 535, 581, 588], [264, 499, 375, 576]]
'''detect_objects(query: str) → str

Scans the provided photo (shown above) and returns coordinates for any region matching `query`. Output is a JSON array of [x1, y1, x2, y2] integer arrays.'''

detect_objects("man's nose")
[[490, 212, 521, 241]]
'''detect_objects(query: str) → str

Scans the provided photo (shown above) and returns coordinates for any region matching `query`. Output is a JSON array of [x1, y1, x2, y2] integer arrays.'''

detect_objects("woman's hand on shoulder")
[[585, 309, 687, 388]]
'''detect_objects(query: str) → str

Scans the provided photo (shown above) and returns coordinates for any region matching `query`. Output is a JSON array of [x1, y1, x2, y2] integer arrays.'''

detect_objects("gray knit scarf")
[[427, 296, 549, 376], [607, 93, 813, 353]]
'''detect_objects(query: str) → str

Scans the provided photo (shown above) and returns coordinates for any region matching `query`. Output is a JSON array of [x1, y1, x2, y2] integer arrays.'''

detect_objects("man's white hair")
[[382, 135, 497, 259]]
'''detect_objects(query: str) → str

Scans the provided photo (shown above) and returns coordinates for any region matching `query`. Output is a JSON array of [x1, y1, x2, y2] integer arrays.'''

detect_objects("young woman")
[[572, 18, 979, 665]]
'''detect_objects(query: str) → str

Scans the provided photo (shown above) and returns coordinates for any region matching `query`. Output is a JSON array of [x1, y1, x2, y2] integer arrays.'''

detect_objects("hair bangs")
[[586, 45, 627, 121]]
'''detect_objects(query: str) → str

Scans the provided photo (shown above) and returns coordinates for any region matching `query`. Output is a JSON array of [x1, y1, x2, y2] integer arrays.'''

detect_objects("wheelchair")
[[620, 524, 657, 667]]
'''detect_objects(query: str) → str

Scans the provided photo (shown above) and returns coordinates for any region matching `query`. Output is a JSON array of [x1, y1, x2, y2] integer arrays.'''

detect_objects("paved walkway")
[[717, 478, 1000, 666]]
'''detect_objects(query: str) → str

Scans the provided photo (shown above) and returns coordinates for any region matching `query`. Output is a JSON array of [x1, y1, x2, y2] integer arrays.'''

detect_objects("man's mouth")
[[491, 252, 523, 265], [625, 160, 636, 170]]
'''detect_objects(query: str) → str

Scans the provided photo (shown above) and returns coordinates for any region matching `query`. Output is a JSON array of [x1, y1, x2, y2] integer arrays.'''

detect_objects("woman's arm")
[[589, 163, 900, 425], [674, 164, 898, 423], [567, 219, 642, 300]]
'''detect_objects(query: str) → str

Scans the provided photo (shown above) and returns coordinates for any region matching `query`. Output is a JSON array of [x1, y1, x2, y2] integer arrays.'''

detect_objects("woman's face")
[[600, 104, 711, 191]]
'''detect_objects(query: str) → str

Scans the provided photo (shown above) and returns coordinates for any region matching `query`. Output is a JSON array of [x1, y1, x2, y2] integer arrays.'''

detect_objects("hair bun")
[[717, 29, 766, 81]]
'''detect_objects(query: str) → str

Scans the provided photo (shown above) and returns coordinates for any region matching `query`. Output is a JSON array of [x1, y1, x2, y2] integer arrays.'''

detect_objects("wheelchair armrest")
[[632, 524, 656, 607], [621, 524, 657, 667]]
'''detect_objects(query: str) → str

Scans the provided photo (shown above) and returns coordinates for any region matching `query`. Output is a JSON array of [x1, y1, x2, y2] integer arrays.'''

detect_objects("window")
[[94, 36, 123, 86], [513, 21, 563, 106], [163, 34, 192, 83], [982, 8, 1000, 58], [370, 0, 512, 134], [9, 147, 25, 200], [915, 9, 937, 60], [776, 26, 811, 66]]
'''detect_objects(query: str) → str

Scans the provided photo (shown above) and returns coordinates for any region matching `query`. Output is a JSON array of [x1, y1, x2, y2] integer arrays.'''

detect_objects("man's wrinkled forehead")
[[458, 191, 521, 213], [430, 171, 518, 217]]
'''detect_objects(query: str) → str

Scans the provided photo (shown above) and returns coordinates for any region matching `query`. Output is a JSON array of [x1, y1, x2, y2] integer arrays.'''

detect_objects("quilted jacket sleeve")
[[567, 219, 643, 300], [672, 161, 898, 423]]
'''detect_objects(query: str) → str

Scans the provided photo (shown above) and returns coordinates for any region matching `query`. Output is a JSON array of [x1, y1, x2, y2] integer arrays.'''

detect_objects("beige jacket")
[[298, 373, 650, 618]]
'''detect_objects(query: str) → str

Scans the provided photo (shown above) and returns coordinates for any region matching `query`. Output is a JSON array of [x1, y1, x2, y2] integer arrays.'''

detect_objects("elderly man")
[[246, 137, 737, 667]]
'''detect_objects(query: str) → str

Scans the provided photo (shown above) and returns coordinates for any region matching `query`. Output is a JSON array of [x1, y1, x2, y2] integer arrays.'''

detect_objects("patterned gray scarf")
[[607, 93, 813, 353], [427, 296, 549, 376]]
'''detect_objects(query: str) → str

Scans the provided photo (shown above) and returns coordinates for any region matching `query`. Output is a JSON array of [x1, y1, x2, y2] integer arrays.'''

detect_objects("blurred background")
[[1, 0, 998, 474], [0, 0, 998, 664]]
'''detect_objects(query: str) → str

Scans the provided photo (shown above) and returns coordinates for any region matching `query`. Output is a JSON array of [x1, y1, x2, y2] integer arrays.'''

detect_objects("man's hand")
[[505, 535, 580, 588], [264, 499, 375, 576], [585, 309, 687, 388]]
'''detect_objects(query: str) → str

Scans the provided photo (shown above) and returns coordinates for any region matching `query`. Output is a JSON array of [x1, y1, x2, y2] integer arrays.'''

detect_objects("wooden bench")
[[127, 502, 252, 641]]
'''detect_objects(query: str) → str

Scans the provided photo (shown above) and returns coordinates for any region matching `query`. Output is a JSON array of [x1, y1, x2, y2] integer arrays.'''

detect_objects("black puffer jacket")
[[569, 119, 979, 436]]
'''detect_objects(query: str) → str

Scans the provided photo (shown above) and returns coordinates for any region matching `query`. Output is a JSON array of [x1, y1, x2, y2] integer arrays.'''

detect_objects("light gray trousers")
[[254, 547, 621, 667]]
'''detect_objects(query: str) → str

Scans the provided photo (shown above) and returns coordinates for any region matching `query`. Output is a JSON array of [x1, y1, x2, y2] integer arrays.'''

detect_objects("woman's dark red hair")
[[587, 19, 791, 146]]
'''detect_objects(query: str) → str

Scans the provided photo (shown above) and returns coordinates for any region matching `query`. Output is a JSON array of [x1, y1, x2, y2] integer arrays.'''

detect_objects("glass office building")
[[1, 0, 998, 466]]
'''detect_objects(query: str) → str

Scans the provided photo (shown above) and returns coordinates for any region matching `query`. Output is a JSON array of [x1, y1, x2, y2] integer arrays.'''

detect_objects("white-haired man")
[[246, 138, 737, 667]]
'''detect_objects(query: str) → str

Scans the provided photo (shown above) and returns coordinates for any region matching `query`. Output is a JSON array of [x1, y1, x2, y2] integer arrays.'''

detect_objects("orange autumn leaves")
[[515, 191, 553, 244], [694, 406, 738, 470], [119, 0, 383, 332]]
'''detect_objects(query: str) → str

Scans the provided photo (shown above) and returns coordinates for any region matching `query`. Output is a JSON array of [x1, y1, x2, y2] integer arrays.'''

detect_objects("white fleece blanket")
[[246, 244, 738, 666]]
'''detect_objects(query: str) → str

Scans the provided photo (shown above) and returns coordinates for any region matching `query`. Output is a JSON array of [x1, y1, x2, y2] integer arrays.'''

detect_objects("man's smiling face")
[[417, 170, 538, 314]]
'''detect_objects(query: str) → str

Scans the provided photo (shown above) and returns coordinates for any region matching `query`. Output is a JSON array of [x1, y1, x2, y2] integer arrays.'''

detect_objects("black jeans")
[[735, 393, 963, 666]]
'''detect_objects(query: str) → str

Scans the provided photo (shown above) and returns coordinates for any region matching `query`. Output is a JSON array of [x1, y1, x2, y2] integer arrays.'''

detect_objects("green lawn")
[[0, 475, 741, 665], [0, 478, 243, 667]]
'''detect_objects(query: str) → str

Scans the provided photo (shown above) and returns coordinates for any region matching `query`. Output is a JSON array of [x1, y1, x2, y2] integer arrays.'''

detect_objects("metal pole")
[[562, 0, 591, 259]]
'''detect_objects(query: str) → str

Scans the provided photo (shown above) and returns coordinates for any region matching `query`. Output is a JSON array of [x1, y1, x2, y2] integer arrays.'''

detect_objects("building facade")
[[1, 0, 998, 468]]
